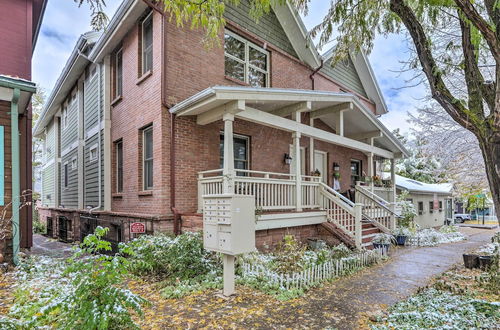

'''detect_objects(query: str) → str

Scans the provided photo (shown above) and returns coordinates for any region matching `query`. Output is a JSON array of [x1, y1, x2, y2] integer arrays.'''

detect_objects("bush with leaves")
[[124, 231, 221, 281], [0, 227, 147, 329]]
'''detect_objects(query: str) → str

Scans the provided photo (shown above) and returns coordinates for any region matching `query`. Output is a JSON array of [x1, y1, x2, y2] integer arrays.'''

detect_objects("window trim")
[[89, 144, 98, 163], [115, 140, 124, 193], [224, 30, 270, 87], [71, 157, 77, 170], [219, 132, 250, 173], [113, 48, 123, 99], [61, 105, 68, 130], [141, 11, 153, 76], [142, 126, 154, 191], [350, 159, 362, 187], [429, 201, 434, 213], [63, 162, 69, 189], [418, 201, 424, 215]]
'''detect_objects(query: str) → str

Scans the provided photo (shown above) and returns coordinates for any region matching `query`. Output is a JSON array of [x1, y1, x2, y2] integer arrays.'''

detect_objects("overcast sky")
[[33, 0, 427, 133]]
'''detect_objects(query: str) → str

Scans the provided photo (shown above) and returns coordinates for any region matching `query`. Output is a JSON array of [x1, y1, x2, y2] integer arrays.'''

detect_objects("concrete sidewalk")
[[28, 234, 75, 258]]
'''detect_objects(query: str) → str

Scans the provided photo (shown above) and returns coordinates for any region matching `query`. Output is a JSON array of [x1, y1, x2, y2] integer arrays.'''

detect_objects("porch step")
[[320, 222, 356, 249], [362, 227, 380, 235]]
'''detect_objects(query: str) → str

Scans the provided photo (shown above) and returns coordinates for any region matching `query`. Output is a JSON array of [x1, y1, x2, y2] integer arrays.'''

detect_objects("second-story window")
[[62, 106, 68, 130], [224, 31, 269, 87], [142, 126, 153, 190], [114, 48, 123, 98], [141, 12, 153, 75]]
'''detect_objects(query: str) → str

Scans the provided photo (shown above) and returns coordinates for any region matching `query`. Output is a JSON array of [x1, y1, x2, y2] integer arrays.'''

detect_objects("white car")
[[454, 213, 471, 223]]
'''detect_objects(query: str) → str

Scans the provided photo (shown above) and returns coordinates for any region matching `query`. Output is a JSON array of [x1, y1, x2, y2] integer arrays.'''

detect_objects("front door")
[[314, 150, 328, 184]]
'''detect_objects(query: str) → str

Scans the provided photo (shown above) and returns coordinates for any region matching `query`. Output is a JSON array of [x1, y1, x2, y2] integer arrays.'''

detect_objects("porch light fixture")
[[333, 162, 340, 172], [284, 153, 292, 165]]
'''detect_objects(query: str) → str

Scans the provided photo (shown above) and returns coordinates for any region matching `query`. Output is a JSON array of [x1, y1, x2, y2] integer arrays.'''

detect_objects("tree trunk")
[[477, 132, 500, 223]]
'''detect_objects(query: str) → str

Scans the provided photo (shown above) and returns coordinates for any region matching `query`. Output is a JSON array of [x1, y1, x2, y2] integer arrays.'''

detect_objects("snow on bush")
[[406, 226, 466, 247], [370, 288, 499, 329], [479, 243, 500, 255]]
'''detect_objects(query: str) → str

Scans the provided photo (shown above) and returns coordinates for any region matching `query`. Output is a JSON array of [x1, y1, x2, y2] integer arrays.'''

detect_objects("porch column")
[[11, 88, 20, 265], [293, 131, 302, 211], [390, 158, 396, 202], [222, 113, 235, 194], [367, 152, 374, 192], [309, 118, 314, 176]]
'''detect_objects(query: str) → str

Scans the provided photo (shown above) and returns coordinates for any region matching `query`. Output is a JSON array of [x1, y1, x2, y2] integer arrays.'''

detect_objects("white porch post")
[[293, 131, 302, 211], [354, 203, 363, 249], [390, 158, 397, 229], [222, 113, 235, 194], [309, 118, 314, 176], [367, 152, 374, 193]]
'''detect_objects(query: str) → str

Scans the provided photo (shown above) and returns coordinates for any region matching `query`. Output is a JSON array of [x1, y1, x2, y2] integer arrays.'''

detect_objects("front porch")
[[170, 86, 408, 248]]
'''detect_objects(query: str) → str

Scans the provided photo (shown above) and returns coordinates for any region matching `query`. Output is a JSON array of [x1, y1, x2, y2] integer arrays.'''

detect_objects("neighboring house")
[[395, 175, 454, 229], [0, 0, 47, 262], [34, 0, 408, 250]]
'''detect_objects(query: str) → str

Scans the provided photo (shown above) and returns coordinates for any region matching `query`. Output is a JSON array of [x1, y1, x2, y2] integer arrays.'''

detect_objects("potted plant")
[[392, 227, 411, 246], [372, 233, 394, 253], [372, 175, 382, 187], [463, 253, 480, 269]]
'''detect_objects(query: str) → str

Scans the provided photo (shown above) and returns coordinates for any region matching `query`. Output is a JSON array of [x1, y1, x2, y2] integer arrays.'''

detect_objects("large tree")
[[83, 0, 500, 219]]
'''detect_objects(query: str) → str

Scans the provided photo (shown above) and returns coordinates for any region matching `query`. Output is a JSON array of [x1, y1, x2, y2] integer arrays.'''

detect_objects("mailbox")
[[202, 194, 255, 255]]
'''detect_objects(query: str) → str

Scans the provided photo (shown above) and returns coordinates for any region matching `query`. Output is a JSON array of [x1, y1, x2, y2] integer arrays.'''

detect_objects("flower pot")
[[463, 254, 479, 269], [395, 235, 407, 246], [478, 255, 494, 270], [373, 243, 390, 253]]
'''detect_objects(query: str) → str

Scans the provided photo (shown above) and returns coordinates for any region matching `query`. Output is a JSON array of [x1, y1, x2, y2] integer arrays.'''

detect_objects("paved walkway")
[[28, 234, 75, 258], [138, 227, 498, 329]]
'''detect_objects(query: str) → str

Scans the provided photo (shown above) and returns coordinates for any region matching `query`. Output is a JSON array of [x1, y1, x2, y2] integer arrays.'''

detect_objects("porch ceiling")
[[170, 86, 409, 158]]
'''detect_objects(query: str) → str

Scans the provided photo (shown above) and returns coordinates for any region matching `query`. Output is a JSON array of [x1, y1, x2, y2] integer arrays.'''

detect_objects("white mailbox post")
[[203, 194, 255, 296]]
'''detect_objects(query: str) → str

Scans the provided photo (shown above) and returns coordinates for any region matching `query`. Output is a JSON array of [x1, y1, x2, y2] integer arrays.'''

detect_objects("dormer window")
[[224, 31, 269, 87]]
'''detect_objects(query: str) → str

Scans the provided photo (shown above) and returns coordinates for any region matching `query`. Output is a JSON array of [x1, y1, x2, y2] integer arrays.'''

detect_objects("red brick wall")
[[107, 12, 374, 218], [0, 0, 33, 80], [110, 11, 170, 216]]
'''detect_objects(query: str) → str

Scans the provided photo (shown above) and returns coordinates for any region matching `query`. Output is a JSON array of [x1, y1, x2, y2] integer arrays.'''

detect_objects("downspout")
[[309, 59, 324, 90], [90, 63, 102, 214], [11, 88, 20, 265]]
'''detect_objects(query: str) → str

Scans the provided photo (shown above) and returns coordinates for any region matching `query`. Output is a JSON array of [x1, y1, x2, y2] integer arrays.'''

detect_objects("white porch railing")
[[198, 169, 322, 212], [355, 184, 397, 231]]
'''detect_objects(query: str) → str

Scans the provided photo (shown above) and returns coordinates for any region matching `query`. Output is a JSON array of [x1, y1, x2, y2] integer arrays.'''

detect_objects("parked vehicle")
[[454, 213, 471, 223]]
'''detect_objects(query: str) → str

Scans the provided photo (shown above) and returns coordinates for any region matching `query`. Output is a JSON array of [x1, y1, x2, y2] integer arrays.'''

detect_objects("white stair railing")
[[355, 185, 396, 231]]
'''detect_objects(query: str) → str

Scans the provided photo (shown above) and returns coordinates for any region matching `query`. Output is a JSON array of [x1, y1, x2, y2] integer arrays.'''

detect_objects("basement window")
[[224, 30, 269, 87]]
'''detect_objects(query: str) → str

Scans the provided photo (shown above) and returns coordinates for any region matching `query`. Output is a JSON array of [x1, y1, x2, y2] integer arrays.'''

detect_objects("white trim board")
[[256, 211, 326, 230]]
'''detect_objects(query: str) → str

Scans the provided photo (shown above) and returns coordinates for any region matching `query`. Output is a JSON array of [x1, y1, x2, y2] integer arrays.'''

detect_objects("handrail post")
[[197, 173, 203, 213], [354, 203, 363, 249], [389, 202, 396, 229], [293, 131, 302, 211]]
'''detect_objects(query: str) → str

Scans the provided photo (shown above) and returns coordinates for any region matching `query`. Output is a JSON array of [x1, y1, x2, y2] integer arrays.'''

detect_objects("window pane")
[[249, 47, 267, 70], [225, 56, 245, 82], [144, 128, 153, 159], [116, 51, 123, 96], [248, 68, 266, 87], [235, 160, 247, 170], [224, 34, 245, 59], [117, 142, 123, 192], [145, 160, 153, 189], [142, 14, 153, 73], [234, 140, 247, 160]]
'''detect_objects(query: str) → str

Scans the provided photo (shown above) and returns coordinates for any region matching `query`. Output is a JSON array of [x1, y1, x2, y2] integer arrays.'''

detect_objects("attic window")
[[224, 31, 269, 87]]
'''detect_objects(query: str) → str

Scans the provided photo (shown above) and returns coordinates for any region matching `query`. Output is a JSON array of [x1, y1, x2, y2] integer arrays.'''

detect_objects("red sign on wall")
[[130, 222, 146, 234]]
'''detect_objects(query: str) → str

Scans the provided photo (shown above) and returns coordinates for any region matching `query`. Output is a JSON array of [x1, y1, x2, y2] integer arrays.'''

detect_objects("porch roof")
[[170, 86, 409, 159]]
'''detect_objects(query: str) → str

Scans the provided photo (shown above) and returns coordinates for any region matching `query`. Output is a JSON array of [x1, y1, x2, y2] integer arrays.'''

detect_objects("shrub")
[[125, 232, 221, 282], [32, 219, 46, 234], [271, 235, 307, 273]]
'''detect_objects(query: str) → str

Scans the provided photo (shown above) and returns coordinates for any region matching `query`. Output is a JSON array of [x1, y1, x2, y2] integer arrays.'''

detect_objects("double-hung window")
[[62, 106, 68, 130], [429, 201, 434, 213], [141, 12, 153, 75], [114, 48, 123, 98], [115, 140, 123, 193], [219, 134, 249, 175], [224, 31, 269, 87], [142, 126, 153, 190], [63, 163, 69, 188], [350, 160, 362, 187]]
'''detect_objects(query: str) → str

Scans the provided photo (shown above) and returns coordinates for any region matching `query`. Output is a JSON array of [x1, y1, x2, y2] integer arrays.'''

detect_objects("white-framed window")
[[71, 90, 77, 105], [114, 48, 123, 98], [418, 201, 424, 215], [61, 106, 68, 130], [141, 11, 153, 75], [115, 140, 123, 193], [89, 144, 98, 162], [71, 157, 77, 170], [429, 201, 434, 213], [142, 126, 153, 190], [350, 159, 362, 187], [224, 30, 269, 87], [219, 133, 250, 175], [439, 200, 443, 212], [63, 162, 69, 188]]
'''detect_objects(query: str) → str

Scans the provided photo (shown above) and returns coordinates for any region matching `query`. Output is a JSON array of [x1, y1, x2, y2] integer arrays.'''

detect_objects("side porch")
[[171, 87, 408, 249]]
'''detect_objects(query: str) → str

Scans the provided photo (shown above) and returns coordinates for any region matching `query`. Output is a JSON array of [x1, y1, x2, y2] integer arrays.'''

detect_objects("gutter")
[[309, 59, 324, 90]]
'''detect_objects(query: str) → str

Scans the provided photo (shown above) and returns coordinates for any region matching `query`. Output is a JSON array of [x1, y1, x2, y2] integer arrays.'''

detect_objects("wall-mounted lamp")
[[333, 162, 340, 172], [284, 153, 292, 165]]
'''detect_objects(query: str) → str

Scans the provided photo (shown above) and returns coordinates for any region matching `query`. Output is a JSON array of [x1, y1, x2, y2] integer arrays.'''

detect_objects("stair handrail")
[[319, 182, 355, 212], [355, 185, 397, 215]]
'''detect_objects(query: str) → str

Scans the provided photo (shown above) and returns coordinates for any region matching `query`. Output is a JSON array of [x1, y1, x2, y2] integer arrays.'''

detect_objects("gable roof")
[[322, 48, 388, 116], [395, 175, 453, 195]]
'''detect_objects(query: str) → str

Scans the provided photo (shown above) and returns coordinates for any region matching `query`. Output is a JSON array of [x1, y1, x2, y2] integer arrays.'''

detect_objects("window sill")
[[112, 193, 123, 199], [138, 190, 153, 196], [136, 70, 152, 85], [224, 75, 250, 86], [111, 96, 123, 107]]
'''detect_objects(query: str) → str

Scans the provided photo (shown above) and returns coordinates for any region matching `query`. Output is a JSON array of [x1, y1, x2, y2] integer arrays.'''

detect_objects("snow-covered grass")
[[370, 288, 500, 329], [478, 242, 500, 255], [406, 226, 466, 247]]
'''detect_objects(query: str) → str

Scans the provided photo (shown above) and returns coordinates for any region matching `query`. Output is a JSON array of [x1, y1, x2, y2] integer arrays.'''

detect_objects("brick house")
[[34, 0, 408, 250], [0, 0, 47, 263]]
